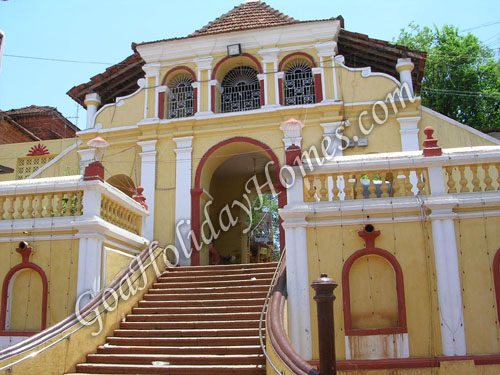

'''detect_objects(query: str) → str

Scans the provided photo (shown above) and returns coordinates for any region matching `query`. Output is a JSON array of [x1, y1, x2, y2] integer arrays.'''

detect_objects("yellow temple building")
[[0, 1, 499, 374]]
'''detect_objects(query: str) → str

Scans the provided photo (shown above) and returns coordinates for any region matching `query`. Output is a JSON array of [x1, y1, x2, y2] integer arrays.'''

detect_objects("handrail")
[[0, 242, 165, 369], [259, 249, 287, 375], [267, 261, 320, 375]]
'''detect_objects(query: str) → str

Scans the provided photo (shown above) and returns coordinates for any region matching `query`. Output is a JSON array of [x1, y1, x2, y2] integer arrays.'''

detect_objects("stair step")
[[148, 285, 268, 294], [120, 320, 261, 330], [74, 363, 265, 374], [126, 312, 261, 322], [96, 345, 263, 355], [156, 272, 274, 283], [113, 328, 260, 338], [161, 267, 276, 278], [168, 262, 277, 272], [137, 298, 266, 308], [153, 278, 272, 289], [105, 336, 261, 347], [132, 305, 262, 314], [86, 353, 265, 365], [144, 291, 267, 301]]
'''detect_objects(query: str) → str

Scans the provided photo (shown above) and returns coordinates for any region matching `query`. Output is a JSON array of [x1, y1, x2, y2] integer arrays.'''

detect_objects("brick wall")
[[14, 114, 77, 140], [0, 119, 34, 144]]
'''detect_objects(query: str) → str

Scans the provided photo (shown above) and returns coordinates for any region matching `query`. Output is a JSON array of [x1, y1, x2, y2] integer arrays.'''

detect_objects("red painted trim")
[[313, 73, 323, 103], [493, 248, 500, 324], [193, 87, 198, 114], [191, 137, 285, 265], [310, 354, 500, 371], [161, 66, 196, 85], [0, 263, 48, 332], [342, 230, 407, 336], [278, 52, 317, 72], [278, 78, 283, 106], [158, 92, 165, 119], [211, 85, 216, 113], [259, 79, 265, 106], [211, 53, 263, 80]]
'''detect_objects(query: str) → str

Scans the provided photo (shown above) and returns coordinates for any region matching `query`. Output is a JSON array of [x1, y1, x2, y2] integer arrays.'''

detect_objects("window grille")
[[284, 61, 315, 106], [221, 66, 261, 113], [167, 75, 195, 119], [17, 155, 56, 179]]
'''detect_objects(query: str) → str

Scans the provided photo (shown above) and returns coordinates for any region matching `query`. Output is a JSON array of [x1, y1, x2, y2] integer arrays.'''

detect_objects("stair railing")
[[259, 248, 287, 375]]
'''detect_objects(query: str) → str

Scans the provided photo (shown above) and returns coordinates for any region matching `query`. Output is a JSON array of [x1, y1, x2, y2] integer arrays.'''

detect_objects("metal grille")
[[221, 66, 261, 113], [167, 75, 194, 119], [284, 61, 315, 106]]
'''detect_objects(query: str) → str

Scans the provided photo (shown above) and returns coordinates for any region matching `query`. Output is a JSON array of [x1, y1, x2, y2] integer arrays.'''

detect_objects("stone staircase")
[[68, 262, 278, 375]]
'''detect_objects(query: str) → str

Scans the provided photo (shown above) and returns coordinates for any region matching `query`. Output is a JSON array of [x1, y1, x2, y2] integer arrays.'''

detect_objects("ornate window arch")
[[282, 58, 316, 106], [220, 66, 261, 113], [166, 73, 195, 119]]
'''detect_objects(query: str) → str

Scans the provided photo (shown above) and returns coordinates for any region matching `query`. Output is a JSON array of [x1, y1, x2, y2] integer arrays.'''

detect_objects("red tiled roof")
[[4, 105, 56, 116], [4, 105, 79, 132], [189, 1, 298, 37]]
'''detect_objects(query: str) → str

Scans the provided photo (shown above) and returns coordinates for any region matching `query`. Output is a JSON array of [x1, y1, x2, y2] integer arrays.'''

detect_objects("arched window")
[[167, 74, 195, 119], [283, 59, 315, 106], [221, 66, 261, 113]]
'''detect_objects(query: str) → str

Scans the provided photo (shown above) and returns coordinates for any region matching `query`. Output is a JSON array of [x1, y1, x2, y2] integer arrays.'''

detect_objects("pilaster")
[[138, 140, 158, 241]]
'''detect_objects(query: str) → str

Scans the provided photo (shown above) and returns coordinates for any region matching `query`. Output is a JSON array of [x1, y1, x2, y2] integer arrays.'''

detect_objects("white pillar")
[[77, 148, 97, 175], [142, 64, 161, 121], [173, 136, 194, 266], [396, 58, 414, 97], [283, 171, 312, 360], [194, 57, 214, 116], [84, 93, 101, 130], [430, 211, 467, 356], [259, 48, 280, 107], [315, 41, 338, 102], [397, 117, 420, 152], [138, 140, 157, 241]]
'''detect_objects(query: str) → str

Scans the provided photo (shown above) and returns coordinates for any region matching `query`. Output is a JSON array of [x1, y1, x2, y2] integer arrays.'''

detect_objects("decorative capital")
[[84, 93, 101, 107], [396, 58, 414, 73]]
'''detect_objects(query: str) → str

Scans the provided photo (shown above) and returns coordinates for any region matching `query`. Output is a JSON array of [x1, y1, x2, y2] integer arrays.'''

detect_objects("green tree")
[[395, 23, 500, 130], [246, 193, 280, 249]]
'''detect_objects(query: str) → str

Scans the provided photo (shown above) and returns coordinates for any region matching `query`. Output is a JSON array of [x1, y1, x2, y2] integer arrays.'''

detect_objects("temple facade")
[[0, 1, 499, 374]]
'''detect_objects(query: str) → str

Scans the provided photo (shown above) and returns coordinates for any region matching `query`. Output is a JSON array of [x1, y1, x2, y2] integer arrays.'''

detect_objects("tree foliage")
[[395, 23, 500, 129]]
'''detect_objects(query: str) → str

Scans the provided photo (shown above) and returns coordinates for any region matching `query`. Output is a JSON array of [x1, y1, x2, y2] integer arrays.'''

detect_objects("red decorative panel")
[[27, 144, 49, 156]]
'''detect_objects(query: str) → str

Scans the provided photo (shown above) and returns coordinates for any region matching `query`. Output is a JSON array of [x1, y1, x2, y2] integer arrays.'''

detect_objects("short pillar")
[[84, 93, 101, 130], [311, 274, 338, 375], [395, 58, 414, 97]]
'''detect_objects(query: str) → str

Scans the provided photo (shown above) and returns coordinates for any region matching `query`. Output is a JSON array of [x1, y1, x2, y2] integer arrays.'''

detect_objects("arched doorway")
[[190, 137, 286, 266]]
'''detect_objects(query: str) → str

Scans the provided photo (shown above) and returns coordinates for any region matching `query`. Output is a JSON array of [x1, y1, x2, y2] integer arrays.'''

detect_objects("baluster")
[[75, 191, 83, 215], [42, 194, 53, 217], [14, 196, 23, 219], [319, 175, 328, 201], [33, 194, 43, 218], [393, 172, 403, 197], [458, 165, 469, 193], [470, 165, 481, 192], [416, 169, 427, 195], [380, 172, 390, 198], [23, 195, 34, 219], [307, 176, 316, 202], [343, 175, 354, 200], [354, 173, 364, 199], [403, 170, 413, 196], [445, 166, 457, 193], [483, 164, 494, 191], [7, 197, 15, 220], [63, 193, 72, 216], [331, 174, 340, 201], [55, 192, 63, 217], [367, 173, 377, 198], [0, 197, 5, 220], [496, 163, 500, 190]]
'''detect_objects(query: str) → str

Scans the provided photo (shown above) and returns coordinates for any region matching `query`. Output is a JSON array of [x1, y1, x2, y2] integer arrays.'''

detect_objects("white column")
[[396, 58, 415, 97], [77, 148, 97, 175], [258, 48, 280, 108], [84, 93, 101, 130], [138, 140, 157, 241], [397, 117, 420, 152], [284, 171, 312, 360], [194, 57, 214, 116], [142, 64, 161, 121], [428, 165, 467, 355], [173, 136, 194, 266], [315, 41, 338, 102]]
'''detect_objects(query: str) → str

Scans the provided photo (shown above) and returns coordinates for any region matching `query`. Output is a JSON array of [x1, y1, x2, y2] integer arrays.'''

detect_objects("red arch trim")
[[191, 136, 286, 266], [493, 248, 500, 324], [0, 263, 48, 332], [212, 53, 263, 80], [162, 66, 197, 86], [342, 248, 407, 336], [278, 52, 317, 72]]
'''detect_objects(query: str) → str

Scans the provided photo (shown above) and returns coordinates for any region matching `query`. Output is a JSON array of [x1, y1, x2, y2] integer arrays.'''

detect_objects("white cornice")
[[136, 20, 340, 64]]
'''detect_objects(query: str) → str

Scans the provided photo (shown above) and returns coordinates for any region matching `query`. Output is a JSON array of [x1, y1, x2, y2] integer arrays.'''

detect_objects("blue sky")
[[0, 0, 499, 129]]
